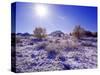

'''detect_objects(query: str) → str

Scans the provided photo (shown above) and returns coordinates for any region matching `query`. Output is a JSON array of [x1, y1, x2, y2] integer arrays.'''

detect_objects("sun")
[[35, 4, 48, 17]]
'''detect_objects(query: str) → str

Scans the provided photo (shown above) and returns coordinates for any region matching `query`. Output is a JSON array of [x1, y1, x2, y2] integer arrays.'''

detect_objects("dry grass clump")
[[45, 37, 79, 52], [68, 36, 79, 48]]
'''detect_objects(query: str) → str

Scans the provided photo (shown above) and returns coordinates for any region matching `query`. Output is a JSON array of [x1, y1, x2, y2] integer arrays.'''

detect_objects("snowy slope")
[[13, 35, 97, 72]]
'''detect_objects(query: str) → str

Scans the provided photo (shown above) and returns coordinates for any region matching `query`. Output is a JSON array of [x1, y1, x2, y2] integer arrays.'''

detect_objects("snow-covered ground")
[[12, 35, 97, 73]]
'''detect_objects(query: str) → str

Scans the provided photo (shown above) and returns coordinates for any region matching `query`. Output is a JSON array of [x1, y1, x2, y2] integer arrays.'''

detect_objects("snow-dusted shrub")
[[67, 36, 79, 48], [72, 25, 85, 39], [55, 39, 61, 43], [33, 27, 47, 39], [46, 37, 79, 52], [35, 42, 47, 50], [45, 40, 68, 52], [45, 42, 57, 51]]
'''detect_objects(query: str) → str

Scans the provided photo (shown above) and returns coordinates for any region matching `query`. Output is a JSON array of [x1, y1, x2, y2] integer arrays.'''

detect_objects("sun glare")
[[35, 4, 48, 17]]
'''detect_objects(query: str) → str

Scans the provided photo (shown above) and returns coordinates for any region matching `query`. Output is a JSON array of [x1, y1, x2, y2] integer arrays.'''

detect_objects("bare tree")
[[33, 27, 47, 39], [72, 25, 85, 39]]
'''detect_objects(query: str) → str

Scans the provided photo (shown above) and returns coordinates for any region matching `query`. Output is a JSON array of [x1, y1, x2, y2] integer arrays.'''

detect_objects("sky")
[[13, 2, 97, 34]]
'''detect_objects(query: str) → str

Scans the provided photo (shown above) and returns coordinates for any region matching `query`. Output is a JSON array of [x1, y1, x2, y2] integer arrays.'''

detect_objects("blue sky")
[[14, 2, 97, 34]]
